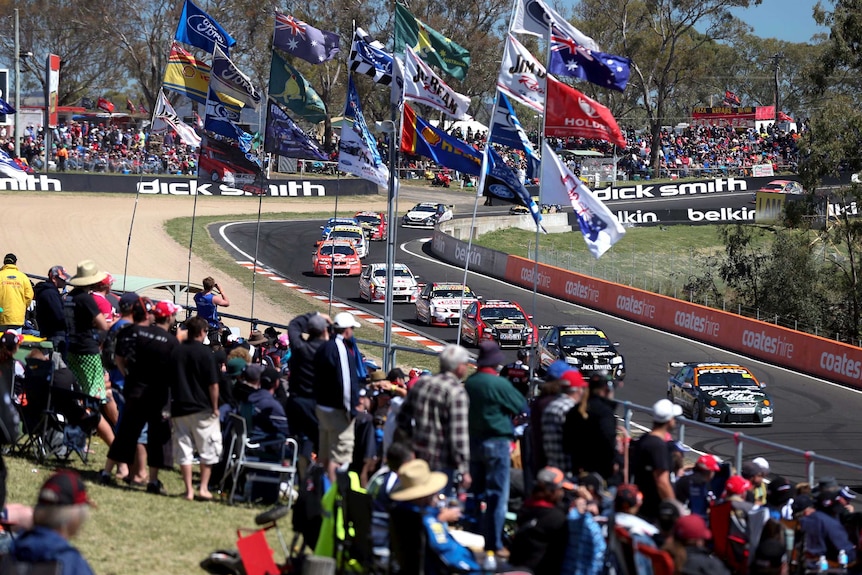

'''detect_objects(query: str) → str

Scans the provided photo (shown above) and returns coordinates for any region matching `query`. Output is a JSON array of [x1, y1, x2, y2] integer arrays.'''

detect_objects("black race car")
[[536, 325, 625, 380]]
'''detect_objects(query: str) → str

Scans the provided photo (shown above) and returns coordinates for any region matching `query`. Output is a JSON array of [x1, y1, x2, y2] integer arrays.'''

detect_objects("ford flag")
[[210, 46, 261, 110], [174, 0, 236, 55]]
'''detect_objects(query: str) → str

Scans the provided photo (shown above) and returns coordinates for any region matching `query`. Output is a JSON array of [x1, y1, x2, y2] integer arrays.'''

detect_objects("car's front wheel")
[[692, 400, 703, 422]]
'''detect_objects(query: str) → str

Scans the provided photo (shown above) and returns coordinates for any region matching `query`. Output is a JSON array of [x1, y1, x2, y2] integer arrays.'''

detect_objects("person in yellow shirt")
[[0, 253, 34, 331]]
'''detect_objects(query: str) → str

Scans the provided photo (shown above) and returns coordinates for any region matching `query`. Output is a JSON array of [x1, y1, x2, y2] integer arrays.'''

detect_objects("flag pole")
[[328, 175, 340, 318], [383, 5, 401, 372]]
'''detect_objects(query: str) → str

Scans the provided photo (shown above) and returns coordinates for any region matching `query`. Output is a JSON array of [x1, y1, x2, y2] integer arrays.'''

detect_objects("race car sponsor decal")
[[705, 389, 765, 402]]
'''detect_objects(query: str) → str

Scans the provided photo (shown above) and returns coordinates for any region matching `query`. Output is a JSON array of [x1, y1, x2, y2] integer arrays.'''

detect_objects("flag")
[[489, 92, 540, 180], [0, 96, 16, 116], [541, 140, 624, 258], [198, 136, 261, 186], [724, 89, 741, 106], [138, 101, 148, 114], [549, 33, 631, 92], [349, 27, 394, 86], [401, 103, 481, 176], [403, 46, 471, 120], [264, 99, 328, 160], [194, 111, 203, 129], [510, 0, 599, 51], [152, 90, 201, 148], [268, 49, 327, 124], [0, 149, 27, 185], [97, 97, 115, 113], [204, 88, 249, 149], [81, 97, 94, 110], [394, 3, 470, 80], [273, 13, 340, 65], [497, 34, 546, 113], [210, 46, 261, 110], [545, 77, 626, 148], [481, 146, 542, 228], [174, 0, 236, 55], [163, 41, 243, 113], [126, 98, 135, 114], [338, 76, 388, 189]]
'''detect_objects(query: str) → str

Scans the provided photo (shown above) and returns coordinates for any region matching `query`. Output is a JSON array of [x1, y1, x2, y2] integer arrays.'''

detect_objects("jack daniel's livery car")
[[667, 362, 773, 426]]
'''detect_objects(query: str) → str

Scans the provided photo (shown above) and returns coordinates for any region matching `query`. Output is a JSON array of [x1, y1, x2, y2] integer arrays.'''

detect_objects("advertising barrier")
[[430, 223, 862, 389], [0, 172, 378, 196]]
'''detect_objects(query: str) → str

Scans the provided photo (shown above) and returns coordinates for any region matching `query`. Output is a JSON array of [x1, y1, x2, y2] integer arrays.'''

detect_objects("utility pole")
[[770, 52, 784, 128]]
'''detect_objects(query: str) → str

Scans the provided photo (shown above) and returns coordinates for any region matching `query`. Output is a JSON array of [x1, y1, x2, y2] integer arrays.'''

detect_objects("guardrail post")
[[734, 433, 743, 472], [678, 422, 686, 447], [623, 402, 632, 436], [805, 451, 815, 486]]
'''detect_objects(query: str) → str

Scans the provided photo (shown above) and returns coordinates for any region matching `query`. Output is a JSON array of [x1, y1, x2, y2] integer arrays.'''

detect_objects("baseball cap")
[[3, 253, 16, 265], [118, 292, 139, 313], [536, 466, 575, 491], [669, 440, 690, 454], [37, 470, 94, 507], [243, 364, 265, 382], [766, 477, 795, 506], [674, 514, 712, 541], [226, 358, 247, 377], [152, 300, 181, 319], [560, 369, 587, 389], [724, 475, 752, 495], [792, 494, 814, 514], [652, 399, 682, 423], [696, 454, 721, 472], [333, 312, 361, 329], [752, 457, 770, 474], [307, 314, 329, 336], [260, 367, 280, 390], [546, 359, 572, 381], [742, 461, 766, 479], [0, 331, 21, 351], [615, 484, 643, 510], [48, 265, 71, 281]]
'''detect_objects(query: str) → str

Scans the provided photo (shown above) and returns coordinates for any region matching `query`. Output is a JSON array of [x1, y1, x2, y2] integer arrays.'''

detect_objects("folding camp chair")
[[14, 356, 58, 463]]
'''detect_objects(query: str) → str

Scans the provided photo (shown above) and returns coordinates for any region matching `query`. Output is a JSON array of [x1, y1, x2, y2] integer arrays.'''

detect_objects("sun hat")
[[333, 312, 361, 329], [652, 399, 682, 423], [390, 459, 449, 502], [37, 470, 94, 507], [247, 330, 267, 345], [68, 259, 109, 287], [476, 340, 505, 368]]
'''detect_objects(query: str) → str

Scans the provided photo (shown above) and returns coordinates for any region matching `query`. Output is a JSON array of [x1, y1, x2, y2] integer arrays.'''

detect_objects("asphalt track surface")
[[214, 190, 862, 485]]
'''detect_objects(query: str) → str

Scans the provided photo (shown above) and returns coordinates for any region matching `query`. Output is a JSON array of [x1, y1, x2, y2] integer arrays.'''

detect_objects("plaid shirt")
[[397, 372, 470, 475], [561, 508, 606, 575], [542, 395, 575, 472]]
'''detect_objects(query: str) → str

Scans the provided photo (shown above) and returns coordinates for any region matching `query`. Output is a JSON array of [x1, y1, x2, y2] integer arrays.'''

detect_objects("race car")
[[757, 179, 804, 195], [460, 299, 537, 348], [319, 225, 368, 258], [401, 202, 454, 228], [354, 211, 387, 241], [667, 362, 773, 426], [312, 241, 362, 277], [320, 217, 360, 240], [414, 282, 480, 326], [358, 263, 420, 303], [536, 325, 626, 381]]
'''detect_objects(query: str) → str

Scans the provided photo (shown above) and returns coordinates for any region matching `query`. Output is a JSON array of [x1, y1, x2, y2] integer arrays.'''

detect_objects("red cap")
[[696, 454, 721, 472], [674, 514, 711, 541], [153, 300, 181, 319], [724, 475, 752, 495], [560, 370, 587, 389], [37, 470, 94, 507]]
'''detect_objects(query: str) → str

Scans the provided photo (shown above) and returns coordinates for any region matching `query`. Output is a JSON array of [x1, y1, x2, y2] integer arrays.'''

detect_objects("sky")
[[729, 0, 827, 43]]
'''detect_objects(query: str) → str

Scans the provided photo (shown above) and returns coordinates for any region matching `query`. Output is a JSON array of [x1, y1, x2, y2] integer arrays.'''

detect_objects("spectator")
[[742, 460, 768, 505], [542, 368, 586, 474], [528, 360, 567, 476], [313, 311, 362, 484], [0, 331, 21, 511], [194, 276, 229, 343], [500, 348, 531, 397], [675, 454, 720, 521], [351, 387, 379, 487], [564, 371, 618, 483], [286, 312, 329, 471], [397, 344, 472, 491], [9, 471, 95, 575], [464, 340, 526, 557], [560, 483, 606, 575], [765, 476, 795, 521], [170, 315, 222, 501], [33, 265, 70, 356], [663, 514, 731, 575], [379, 367, 409, 458], [631, 399, 681, 524], [367, 442, 414, 549], [91, 274, 118, 327], [509, 466, 571, 574], [614, 484, 659, 575], [244, 363, 289, 443], [0, 253, 33, 332]]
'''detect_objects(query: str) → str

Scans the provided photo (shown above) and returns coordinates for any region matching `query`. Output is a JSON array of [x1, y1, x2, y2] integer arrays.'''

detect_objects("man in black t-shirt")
[[631, 399, 682, 524], [170, 316, 221, 501]]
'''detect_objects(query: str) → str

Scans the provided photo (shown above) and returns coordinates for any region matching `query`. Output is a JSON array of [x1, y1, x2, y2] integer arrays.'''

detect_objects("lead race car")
[[667, 362, 773, 426]]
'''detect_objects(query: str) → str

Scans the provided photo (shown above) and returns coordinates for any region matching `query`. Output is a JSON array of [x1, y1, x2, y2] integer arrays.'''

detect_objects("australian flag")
[[548, 33, 631, 92], [273, 13, 340, 65]]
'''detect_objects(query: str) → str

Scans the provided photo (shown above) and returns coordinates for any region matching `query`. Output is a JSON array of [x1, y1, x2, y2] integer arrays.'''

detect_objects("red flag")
[[544, 77, 626, 148], [97, 97, 115, 113], [138, 100, 148, 114], [126, 98, 135, 113], [724, 90, 741, 106]]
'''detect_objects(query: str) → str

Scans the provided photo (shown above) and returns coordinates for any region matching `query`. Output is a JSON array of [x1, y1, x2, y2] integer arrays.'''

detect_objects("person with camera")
[[194, 277, 229, 344]]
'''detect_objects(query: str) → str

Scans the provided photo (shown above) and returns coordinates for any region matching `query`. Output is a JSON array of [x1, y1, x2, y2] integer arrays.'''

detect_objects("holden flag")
[[393, 3, 470, 80], [724, 90, 741, 106], [174, 0, 235, 55], [97, 97, 114, 113], [541, 140, 624, 258], [338, 75, 388, 189], [545, 77, 626, 148], [273, 13, 340, 65]]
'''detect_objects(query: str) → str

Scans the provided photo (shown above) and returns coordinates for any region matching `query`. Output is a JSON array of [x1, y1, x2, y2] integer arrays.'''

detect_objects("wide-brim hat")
[[68, 259, 109, 287], [390, 459, 449, 502], [247, 330, 267, 345]]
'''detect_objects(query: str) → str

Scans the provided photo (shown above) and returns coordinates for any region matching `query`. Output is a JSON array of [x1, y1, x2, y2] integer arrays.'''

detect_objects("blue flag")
[[483, 147, 542, 228], [401, 103, 481, 176], [264, 99, 328, 161], [205, 88, 251, 153], [0, 96, 16, 116], [489, 93, 540, 180], [273, 13, 340, 65], [174, 0, 236, 55], [548, 33, 631, 92], [338, 76, 389, 188]]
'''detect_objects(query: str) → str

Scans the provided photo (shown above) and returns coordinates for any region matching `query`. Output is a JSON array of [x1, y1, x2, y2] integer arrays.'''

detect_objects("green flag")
[[394, 3, 470, 80], [268, 49, 327, 124]]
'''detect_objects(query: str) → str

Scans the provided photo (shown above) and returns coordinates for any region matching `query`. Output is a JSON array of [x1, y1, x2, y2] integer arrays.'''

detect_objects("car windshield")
[[327, 219, 356, 227], [432, 287, 472, 298], [413, 205, 437, 213], [480, 307, 525, 321], [560, 334, 611, 348], [319, 245, 356, 256], [355, 215, 381, 225], [697, 371, 759, 387], [331, 231, 363, 241], [373, 267, 413, 278]]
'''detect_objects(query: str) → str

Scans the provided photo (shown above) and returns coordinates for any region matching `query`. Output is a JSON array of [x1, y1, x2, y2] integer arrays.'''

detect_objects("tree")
[[717, 224, 769, 311]]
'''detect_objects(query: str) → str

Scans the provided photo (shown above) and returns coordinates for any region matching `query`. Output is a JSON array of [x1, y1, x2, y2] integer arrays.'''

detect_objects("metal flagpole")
[[250, 188, 264, 327], [328, 176, 340, 317]]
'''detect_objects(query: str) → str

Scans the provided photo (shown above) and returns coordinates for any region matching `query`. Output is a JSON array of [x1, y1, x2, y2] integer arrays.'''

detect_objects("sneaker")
[[146, 480, 167, 496], [98, 470, 114, 486]]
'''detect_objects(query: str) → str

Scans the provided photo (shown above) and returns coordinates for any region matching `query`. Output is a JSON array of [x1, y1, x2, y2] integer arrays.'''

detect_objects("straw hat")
[[389, 459, 449, 502], [68, 259, 108, 287]]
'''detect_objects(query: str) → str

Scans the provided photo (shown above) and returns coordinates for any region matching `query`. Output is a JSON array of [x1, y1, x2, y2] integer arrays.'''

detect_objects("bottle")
[[818, 555, 829, 573], [839, 549, 849, 571], [482, 550, 497, 573]]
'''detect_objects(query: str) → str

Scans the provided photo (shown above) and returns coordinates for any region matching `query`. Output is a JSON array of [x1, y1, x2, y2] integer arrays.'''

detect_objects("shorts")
[[172, 411, 222, 465], [67, 353, 107, 402], [315, 406, 355, 465]]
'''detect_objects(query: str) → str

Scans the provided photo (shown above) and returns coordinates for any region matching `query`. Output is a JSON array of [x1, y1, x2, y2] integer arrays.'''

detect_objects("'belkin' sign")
[[0, 173, 377, 196]]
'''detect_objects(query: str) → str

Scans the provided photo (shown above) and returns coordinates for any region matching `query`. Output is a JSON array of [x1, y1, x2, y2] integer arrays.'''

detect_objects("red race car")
[[460, 299, 537, 348], [354, 211, 387, 241], [312, 240, 362, 277]]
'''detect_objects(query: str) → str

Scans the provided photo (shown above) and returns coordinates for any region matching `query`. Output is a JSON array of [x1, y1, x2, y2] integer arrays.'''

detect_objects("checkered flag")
[[349, 27, 394, 86]]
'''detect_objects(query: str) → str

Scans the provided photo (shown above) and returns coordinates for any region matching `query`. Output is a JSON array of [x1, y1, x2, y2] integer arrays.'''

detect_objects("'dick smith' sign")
[[595, 176, 752, 200]]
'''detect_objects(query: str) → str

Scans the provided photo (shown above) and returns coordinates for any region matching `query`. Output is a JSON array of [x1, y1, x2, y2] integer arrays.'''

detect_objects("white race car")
[[358, 263, 420, 303], [401, 202, 454, 228], [415, 282, 479, 326], [324, 225, 368, 258]]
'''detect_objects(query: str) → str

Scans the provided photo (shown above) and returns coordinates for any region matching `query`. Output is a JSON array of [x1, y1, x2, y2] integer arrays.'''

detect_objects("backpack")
[[101, 320, 130, 371]]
